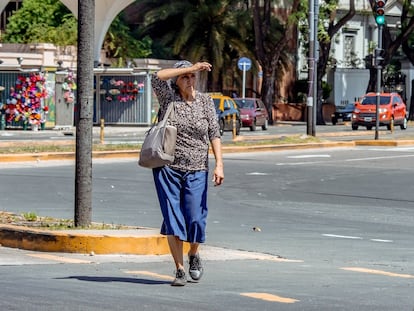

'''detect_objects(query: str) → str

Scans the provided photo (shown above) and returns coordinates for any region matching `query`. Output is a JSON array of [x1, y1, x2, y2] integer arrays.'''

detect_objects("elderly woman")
[[151, 60, 224, 286]]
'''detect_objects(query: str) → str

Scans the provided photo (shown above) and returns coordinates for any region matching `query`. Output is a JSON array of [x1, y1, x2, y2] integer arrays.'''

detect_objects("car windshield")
[[213, 99, 221, 110], [234, 99, 254, 109], [361, 96, 391, 105], [337, 103, 354, 110]]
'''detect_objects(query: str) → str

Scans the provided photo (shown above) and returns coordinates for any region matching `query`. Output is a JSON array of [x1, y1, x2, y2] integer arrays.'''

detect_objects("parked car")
[[210, 94, 241, 135], [233, 97, 269, 131], [351, 92, 407, 131], [331, 103, 354, 125]]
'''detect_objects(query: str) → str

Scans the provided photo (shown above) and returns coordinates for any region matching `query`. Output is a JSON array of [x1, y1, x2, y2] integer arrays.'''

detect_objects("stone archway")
[[59, 0, 135, 64], [0, 0, 135, 64], [0, 0, 10, 16]]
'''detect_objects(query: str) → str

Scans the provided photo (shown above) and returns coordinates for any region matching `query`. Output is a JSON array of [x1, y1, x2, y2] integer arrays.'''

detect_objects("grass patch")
[[226, 134, 326, 146], [0, 211, 134, 230], [0, 143, 139, 154]]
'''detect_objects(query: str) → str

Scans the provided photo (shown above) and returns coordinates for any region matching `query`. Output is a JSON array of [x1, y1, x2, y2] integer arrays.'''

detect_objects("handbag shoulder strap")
[[156, 102, 175, 126]]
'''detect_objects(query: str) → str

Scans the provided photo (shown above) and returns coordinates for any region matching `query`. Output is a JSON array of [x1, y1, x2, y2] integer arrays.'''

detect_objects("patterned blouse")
[[151, 74, 221, 172]]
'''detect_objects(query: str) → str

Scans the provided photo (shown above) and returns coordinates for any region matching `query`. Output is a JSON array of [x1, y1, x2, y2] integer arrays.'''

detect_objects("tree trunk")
[[75, 0, 95, 227], [262, 69, 276, 123]]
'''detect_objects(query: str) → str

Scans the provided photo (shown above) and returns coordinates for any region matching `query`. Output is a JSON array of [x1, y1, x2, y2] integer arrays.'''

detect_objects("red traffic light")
[[376, 0, 385, 7]]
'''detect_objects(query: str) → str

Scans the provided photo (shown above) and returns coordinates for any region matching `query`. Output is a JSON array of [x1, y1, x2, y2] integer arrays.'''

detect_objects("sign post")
[[237, 57, 252, 98]]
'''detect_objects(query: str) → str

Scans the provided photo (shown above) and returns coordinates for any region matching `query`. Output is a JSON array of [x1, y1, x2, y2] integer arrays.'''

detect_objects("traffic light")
[[375, 0, 386, 25]]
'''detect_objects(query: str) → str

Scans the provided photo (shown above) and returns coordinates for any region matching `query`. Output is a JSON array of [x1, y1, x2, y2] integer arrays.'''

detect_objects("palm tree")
[[138, 0, 253, 91]]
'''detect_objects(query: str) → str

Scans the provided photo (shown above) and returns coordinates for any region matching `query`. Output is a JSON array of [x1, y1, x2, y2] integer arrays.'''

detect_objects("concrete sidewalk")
[[1, 132, 414, 256]]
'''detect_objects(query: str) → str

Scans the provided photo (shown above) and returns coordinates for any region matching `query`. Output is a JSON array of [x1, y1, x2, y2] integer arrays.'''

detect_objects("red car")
[[233, 97, 269, 131], [351, 92, 407, 131]]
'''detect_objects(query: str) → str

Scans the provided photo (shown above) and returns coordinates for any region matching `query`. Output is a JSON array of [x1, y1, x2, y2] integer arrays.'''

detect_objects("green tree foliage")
[[3, 0, 77, 45], [103, 14, 152, 66], [2, 1, 151, 65], [138, 0, 252, 90]]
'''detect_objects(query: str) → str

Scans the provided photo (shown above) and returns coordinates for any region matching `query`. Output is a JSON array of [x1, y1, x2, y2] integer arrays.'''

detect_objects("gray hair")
[[171, 60, 193, 85]]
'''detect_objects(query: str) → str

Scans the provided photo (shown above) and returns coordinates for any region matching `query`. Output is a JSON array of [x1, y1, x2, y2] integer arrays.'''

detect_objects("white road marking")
[[276, 161, 324, 166], [287, 154, 331, 159], [345, 154, 414, 162], [277, 152, 414, 166], [246, 172, 270, 175], [323, 234, 394, 243], [370, 239, 393, 243], [322, 234, 363, 240]]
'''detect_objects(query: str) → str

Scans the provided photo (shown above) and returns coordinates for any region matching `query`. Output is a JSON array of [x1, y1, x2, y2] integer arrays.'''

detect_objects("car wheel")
[[219, 119, 224, 136], [262, 120, 268, 131], [332, 118, 337, 125], [400, 117, 408, 130], [366, 126, 372, 130], [250, 120, 256, 131], [352, 124, 358, 130]]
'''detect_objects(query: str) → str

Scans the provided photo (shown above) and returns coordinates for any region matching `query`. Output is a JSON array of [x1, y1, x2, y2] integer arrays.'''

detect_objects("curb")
[[0, 224, 190, 255]]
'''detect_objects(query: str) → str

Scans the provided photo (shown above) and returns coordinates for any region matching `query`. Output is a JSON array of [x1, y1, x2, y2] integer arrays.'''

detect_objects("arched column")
[[59, 0, 135, 64], [0, 0, 8, 14]]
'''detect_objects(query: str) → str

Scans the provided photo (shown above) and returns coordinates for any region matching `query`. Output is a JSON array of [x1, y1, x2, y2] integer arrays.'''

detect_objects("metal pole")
[[242, 64, 246, 99], [307, 0, 315, 136], [312, 1, 319, 136], [75, 0, 95, 227], [375, 25, 383, 140]]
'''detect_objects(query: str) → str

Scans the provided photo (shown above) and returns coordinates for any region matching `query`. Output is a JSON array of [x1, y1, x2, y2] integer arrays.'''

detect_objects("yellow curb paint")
[[341, 267, 414, 279], [0, 225, 190, 255], [240, 292, 299, 303], [27, 253, 92, 264], [124, 270, 174, 281]]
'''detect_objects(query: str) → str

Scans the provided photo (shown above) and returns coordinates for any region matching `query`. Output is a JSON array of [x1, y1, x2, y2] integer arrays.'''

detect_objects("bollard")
[[0, 113, 5, 130], [100, 118, 105, 144], [232, 113, 236, 140]]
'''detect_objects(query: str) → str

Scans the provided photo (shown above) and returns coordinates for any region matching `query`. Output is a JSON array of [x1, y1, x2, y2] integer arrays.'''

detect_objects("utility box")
[[55, 72, 75, 129], [327, 68, 370, 107]]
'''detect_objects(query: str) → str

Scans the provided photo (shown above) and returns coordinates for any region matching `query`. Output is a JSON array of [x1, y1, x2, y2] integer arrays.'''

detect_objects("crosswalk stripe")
[[27, 253, 92, 264], [241, 292, 299, 303], [341, 267, 414, 279], [124, 270, 174, 281]]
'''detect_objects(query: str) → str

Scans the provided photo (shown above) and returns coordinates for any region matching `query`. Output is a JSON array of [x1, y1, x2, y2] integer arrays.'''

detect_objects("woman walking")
[[151, 60, 224, 286]]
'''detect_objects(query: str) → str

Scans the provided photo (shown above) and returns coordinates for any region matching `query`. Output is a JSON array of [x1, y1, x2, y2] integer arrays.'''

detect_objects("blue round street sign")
[[237, 57, 252, 71]]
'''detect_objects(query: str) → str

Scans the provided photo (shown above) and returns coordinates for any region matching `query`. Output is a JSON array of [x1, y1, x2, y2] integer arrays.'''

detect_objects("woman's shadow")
[[57, 275, 170, 285]]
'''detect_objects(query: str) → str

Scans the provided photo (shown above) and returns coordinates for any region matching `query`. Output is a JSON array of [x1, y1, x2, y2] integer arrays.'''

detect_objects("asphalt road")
[[1, 145, 414, 310]]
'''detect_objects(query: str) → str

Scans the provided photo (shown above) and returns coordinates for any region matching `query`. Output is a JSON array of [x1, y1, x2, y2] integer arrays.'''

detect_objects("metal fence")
[[1, 69, 154, 128]]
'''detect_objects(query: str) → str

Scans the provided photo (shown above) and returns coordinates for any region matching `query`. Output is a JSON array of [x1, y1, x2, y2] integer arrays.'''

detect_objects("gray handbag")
[[138, 102, 177, 168]]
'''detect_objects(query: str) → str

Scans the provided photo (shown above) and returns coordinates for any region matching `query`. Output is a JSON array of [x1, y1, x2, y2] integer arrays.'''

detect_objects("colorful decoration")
[[103, 79, 144, 102], [61, 71, 76, 104], [2, 73, 49, 128]]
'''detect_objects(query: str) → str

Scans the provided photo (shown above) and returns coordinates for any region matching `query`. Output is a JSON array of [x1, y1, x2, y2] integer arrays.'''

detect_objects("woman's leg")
[[189, 242, 199, 256], [168, 235, 184, 270]]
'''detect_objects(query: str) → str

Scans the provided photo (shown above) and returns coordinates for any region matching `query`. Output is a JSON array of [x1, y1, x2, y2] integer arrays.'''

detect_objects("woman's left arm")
[[210, 138, 224, 186]]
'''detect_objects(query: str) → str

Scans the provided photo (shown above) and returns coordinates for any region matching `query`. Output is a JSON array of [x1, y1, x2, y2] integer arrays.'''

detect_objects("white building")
[[297, 0, 412, 109]]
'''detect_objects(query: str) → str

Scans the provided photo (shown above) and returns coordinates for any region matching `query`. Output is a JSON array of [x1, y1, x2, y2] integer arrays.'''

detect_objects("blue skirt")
[[152, 166, 208, 243]]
